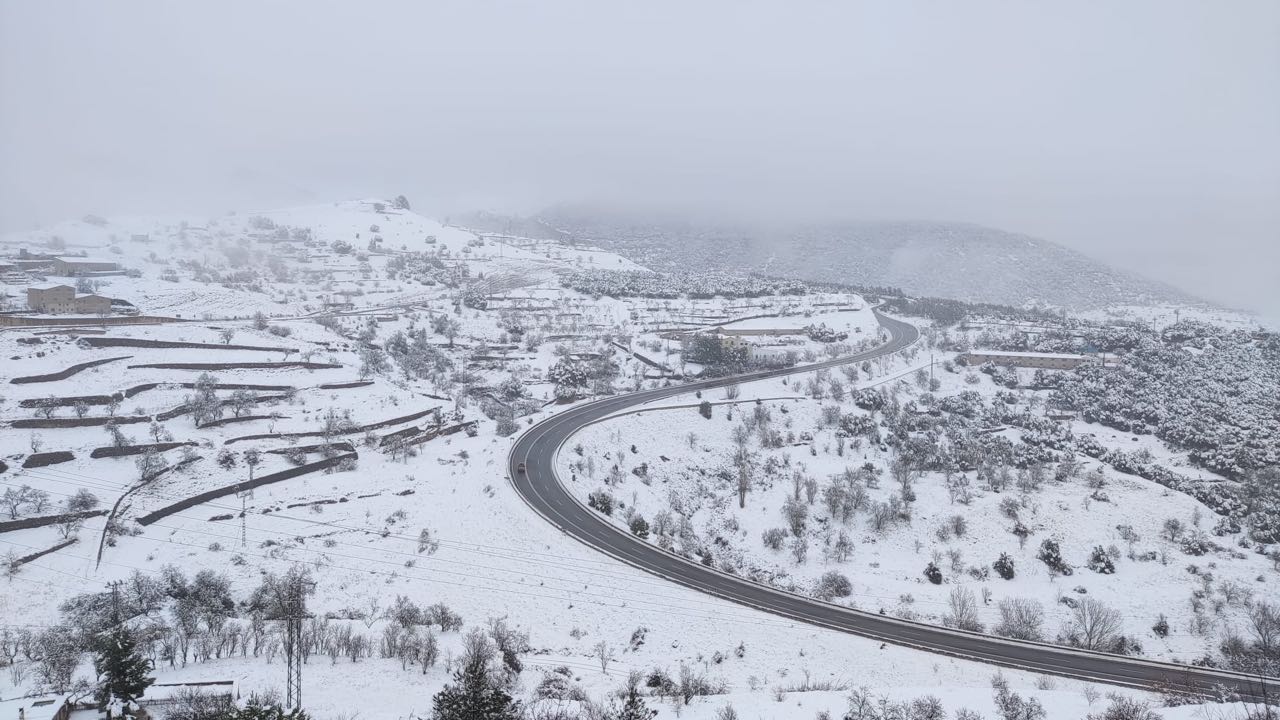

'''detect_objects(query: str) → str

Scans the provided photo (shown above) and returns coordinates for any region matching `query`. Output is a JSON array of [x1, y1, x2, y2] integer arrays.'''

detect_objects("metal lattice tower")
[[272, 575, 311, 711], [284, 614, 302, 709], [235, 486, 253, 548]]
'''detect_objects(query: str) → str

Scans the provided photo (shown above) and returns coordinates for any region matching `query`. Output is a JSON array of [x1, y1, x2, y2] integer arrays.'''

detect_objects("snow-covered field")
[[0, 200, 1267, 719]]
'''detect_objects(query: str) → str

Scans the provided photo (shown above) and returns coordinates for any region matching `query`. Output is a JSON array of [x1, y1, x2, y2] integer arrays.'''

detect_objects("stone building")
[[26, 284, 113, 314]]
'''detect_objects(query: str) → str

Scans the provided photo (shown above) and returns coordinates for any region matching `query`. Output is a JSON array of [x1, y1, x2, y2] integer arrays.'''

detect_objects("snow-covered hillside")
[[0, 200, 1270, 719]]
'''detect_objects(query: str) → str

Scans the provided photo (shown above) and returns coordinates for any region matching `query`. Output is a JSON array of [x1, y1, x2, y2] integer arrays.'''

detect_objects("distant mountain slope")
[[537, 209, 1199, 309]]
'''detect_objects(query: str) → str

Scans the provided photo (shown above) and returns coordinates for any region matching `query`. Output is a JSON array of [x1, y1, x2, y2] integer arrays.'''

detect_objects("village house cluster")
[[1, 248, 136, 316]]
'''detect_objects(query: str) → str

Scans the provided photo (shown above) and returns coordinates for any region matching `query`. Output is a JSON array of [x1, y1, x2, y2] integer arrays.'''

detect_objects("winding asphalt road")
[[509, 309, 1277, 703]]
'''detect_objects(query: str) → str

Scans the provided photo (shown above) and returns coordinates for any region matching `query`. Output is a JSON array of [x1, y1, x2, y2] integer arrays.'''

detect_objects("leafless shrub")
[[994, 597, 1045, 641], [1062, 598, 1124, 652], [943, 587, 984, 632], [1085, 694, 1160, 720]]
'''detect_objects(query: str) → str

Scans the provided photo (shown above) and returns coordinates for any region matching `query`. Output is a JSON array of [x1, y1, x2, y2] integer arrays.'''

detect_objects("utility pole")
[[258, 571, 312, 713], [236, 486, 252, 548], [278, 574, 312, 711], [284, 610, 303, 710], [107, 579, 123, 620]]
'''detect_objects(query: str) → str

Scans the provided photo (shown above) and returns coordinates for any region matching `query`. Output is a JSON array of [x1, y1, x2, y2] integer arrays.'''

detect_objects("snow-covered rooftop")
[[55, 255, 119, 264], [0, 695, 68, 720]]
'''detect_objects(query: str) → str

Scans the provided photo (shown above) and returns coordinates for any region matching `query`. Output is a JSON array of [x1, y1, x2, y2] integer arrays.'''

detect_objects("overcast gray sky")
[[2, 1, 1277, 317]]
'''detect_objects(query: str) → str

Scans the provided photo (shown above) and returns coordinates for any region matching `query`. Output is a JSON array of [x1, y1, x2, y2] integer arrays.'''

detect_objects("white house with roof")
[[0, 694, 70, 720], [51, 256, 119, 275]]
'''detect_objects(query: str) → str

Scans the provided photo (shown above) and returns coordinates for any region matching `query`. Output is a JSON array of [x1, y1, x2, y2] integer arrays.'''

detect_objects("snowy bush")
[[803, 323, 849, 343], [628, 515, 650, 539], [424, 603, 464, 632], [923, 562, 943, 585], [1179, 532, 1213, 556], [761, 528, 787, 551], [1151, 614, 1169, 638], [587, 489, 615, 516], [814, 571, 852, 600], [1037, 539, 1072, 576], [494, 415, 519, 438], [992, 553, 1016, 580], [991, 673, 1047, 720], [1085, 696, 1161, 720]]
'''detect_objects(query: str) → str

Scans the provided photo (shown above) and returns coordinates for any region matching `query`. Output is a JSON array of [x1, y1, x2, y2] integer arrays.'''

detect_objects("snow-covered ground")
[[0, 200, 1264, 719], [558, 361, 1272, 664]]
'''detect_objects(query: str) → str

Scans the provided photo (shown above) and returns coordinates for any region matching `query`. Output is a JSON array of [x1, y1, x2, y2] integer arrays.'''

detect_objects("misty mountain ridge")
[[530, 208, 1201, 310]]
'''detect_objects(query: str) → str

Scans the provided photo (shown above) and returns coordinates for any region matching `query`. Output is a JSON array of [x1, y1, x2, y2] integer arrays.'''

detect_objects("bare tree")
[[2, 550, 21, 581], [135, 448, 167, 483], [830, 530, 854, 563], [72, 401, 90, 419], [593, 640, 614, 674], [387, 435, 416, 463], [994, 597, 1044, 641], [35, 397, 57, 420], [889, 457, 920, 502], [359, 346, 389, 378], [991, 673, 1047, 720], [105, 420, 132, 449], [1087, 695, 1160, 720], [247, 565, 316, 622], [1065, 598, 1123, 651], [1248, 601, 1279, 656], [441, 317, 460, 348], [28, 488, 49, 514], [782, 497, 808, 536], [229, 389, 256, 418], [187, 372, 222, 426], [148, 421, 171, 443], [55, 516, 84, 540], [943, 587, 984, 632], [2, 486, 35, 519], [319, 408, 353, 455]]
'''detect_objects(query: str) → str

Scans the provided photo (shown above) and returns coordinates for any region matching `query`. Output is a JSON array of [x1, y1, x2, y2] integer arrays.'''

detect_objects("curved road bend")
[[510, 310, 1277, 703]]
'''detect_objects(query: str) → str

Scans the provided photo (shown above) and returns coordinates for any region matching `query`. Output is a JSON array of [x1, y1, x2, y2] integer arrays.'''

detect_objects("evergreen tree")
[[612, 683, 657, 720], [94, 621, 154, 715], [431, 640, 520, 720]]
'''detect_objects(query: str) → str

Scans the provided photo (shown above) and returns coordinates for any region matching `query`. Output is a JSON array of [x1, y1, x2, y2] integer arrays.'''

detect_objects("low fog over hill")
[[524, 209, 1201, 310]]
